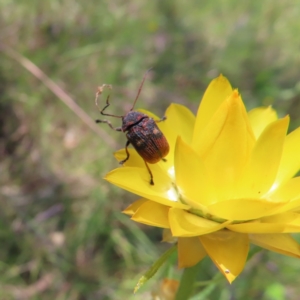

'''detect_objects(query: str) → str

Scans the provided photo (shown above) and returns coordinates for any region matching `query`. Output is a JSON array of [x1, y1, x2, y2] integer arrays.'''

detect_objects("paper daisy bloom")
[[105, 75, 300, 283]]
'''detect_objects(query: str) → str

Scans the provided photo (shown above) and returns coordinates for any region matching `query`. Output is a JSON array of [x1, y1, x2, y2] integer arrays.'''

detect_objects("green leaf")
[[134, 244, 177, 294]]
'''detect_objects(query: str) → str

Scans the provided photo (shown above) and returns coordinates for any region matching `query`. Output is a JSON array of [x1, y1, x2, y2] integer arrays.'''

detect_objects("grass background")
[[1, 0, 300, 299]]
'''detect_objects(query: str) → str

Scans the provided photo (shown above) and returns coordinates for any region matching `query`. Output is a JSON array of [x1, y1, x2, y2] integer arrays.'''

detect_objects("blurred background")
[[1, 0, 300, 299]]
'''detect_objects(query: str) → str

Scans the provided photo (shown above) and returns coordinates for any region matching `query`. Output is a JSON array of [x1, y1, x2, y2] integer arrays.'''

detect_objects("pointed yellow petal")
[[199, 231, 249, 283], [250, 212, 300, 232], [164, 103, 196, 145], [131, 201, 170, 228], [195, 91, 255, 200], [269, 177, 300, 202], [114, 148, 145, 167], [174, 137, 216, 208], [262, 211, 300, 223], [208, 198, 285, 220], [123, 198, 148, 215], [250, 233, 300, 258], [169, 208, 228, 237], [193, 75, 232, 145], [162, 104, 196, 171], [140, 104, 195, 172], [227, 222, 290, 233], [114, 148, 171, 176], [138, 106, 195, 144], [105, 168, 189, 209], [275, 127, 300, 186], [270, 197, 300, 215], [247, 106, 278, 139], [228, 212, 300, 233], [178, 237, 206, 268], [240, 116, 289, 197], [261, 178, 300, 216], [137, 108, 159, 120]]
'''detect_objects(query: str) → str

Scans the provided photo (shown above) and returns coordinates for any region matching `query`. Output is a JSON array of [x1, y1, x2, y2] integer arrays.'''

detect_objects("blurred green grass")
[[1, 0, 300, 299]]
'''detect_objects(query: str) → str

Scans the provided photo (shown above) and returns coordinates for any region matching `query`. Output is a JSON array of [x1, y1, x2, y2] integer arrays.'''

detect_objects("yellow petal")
[[137, 108, 159, 120], [270, 197, 300, 215], [164, 103, 196, 145], [227, 222, 291, 233], [262, 211, 300, 223], [114, 148, 145, 168], [177, 237, 206, 268], [131, 201, 170, 228], [239, 116, 289, 197], [275, 127, 300, 186], [250, 233, 300, 258], [114, 148, 171, 176], [192, 75, 232, 146], [199, 231, 249, 283], [174, 137, 216, 208], [140, 104, 195, 171], [139, 106, 194, 144], [247, 106, 278, 139], [105, 167, 189, 209], [123, 198, 148, 215], [228, 212, 300, 233], [195, 91, 255, 200], [269, 177, 300, 202], [169, 208, 228, 237], [163, 104, 196, 167], [208, 198, 285, 220]]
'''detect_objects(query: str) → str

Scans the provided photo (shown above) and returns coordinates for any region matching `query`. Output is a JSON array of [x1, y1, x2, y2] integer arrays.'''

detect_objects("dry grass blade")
[[1, 47, 117, 148]]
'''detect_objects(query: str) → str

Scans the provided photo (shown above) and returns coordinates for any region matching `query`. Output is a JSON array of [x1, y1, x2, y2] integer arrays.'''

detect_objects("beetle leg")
[[119, 140, 131, 165], [162, 158, 167, 162], [155, 116, 167, 123], [95, 84, 123, 118], [144, 160, 154, 185], [119, 141, 154, 184], [95, 119, 122, 131]]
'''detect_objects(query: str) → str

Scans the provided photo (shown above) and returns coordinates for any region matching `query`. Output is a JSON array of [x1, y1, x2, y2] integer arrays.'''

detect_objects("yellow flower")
[[105, 75, 300, 283]]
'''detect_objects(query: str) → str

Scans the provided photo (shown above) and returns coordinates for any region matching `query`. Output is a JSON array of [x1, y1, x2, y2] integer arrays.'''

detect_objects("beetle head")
[[122, 111, 148, 131]]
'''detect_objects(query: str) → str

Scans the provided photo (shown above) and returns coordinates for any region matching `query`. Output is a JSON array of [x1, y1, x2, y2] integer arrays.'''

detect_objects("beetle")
[[95, 70, 169, 185]]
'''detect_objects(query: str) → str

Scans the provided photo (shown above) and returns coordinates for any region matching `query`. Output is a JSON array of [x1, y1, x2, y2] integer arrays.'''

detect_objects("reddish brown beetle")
[[95, 71, 169, 185]]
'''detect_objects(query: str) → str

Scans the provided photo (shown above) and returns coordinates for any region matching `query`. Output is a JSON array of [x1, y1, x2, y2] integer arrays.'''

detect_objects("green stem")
[[175, 262, 200, 300]]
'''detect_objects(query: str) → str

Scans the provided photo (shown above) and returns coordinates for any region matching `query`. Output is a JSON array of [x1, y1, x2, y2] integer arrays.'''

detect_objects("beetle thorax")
[[122, 111, 148, 132]]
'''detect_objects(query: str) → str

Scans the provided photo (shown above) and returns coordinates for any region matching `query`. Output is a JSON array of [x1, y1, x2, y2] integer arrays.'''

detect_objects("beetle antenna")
[[130, 68, 152, 111]]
